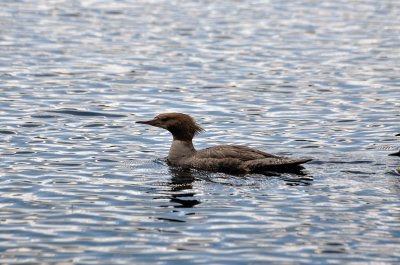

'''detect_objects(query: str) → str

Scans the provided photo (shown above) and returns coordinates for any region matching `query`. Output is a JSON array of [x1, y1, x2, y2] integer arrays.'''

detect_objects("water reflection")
[[168, 167, 201, 208], [168, 167, 196, 192]]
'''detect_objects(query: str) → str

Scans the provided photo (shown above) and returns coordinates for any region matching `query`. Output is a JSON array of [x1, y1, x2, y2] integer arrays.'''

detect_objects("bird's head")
[[136, 113, 204, 141]]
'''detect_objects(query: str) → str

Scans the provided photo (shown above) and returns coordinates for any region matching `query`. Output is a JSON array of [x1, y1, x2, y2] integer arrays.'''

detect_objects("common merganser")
[[137, 113, 311, 174]]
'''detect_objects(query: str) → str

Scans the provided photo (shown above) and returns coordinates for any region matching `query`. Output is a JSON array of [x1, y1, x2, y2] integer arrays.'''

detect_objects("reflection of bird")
[[389, 150, 400, 157], [137, 113, 311, 174]]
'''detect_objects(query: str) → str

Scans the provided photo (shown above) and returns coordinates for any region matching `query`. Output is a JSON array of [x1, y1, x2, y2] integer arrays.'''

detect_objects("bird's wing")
[[195, 145, 280, 161]]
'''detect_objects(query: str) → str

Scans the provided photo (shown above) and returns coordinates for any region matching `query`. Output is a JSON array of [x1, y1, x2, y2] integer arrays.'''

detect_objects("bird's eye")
[[159, 117, 170, 122]]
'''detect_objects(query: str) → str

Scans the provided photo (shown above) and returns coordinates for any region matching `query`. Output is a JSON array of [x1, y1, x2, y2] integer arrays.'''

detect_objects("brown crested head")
[[136, 113, 204, 141]]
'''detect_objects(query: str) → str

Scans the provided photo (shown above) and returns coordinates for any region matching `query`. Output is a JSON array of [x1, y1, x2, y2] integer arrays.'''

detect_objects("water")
[[1, 0, 400, 264]]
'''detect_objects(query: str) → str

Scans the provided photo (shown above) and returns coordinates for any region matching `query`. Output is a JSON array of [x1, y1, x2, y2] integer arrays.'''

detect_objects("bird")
[[136, 113, 312, 174]]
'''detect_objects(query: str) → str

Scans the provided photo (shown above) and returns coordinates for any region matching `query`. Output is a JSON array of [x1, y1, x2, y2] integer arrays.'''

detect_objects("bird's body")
[[137, 113, 311, 174]]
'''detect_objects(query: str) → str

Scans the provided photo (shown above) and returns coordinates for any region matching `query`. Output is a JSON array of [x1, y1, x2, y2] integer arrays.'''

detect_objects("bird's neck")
[[168, 139, 196, 164]]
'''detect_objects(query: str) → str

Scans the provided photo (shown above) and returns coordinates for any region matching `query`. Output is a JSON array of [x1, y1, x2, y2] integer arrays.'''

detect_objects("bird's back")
[[185, 145, 311, 174], [195, 145, 279, 161]]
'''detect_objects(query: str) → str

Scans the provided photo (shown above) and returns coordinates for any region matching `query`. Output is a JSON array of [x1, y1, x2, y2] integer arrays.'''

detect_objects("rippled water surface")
[[1, 0, 400, 264]]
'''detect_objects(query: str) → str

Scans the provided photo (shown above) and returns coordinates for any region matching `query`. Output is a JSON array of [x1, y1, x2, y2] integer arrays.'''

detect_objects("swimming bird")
[[136, 113, 311, 174]]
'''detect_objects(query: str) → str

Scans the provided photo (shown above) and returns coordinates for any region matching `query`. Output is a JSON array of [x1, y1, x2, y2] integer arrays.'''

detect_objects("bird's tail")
[[243, 157, 312, 173]]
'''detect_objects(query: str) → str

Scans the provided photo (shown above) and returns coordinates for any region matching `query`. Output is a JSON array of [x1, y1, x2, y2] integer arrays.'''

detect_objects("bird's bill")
[[136, 119, 157, 125]]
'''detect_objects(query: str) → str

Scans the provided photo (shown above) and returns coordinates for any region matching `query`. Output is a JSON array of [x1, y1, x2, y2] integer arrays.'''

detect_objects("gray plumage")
[[182, 145, 311, 174]]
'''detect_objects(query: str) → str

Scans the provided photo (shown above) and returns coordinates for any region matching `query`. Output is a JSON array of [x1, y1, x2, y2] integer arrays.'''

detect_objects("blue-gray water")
[[1, 0, 400, 264]]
